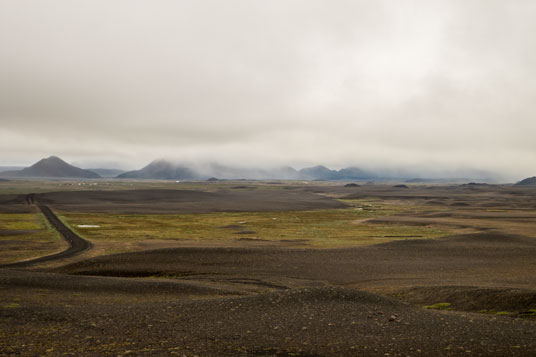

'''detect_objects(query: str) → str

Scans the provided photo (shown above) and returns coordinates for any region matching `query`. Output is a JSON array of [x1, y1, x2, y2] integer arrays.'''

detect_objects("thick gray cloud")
[[1, 1, 535, 179]]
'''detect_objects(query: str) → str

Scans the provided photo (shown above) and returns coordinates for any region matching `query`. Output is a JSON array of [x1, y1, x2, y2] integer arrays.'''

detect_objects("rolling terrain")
[[1, 182, 536, 355]]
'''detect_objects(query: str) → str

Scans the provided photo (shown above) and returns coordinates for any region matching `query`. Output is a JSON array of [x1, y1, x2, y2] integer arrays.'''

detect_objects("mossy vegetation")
[[0, 213, 44, 230], [423, 302, 452, 310], [494, 311, 512, 316], [0, 213, 63, 264], [2, 302, 21, 309], [480, 309, 531, 316], [59, 201, 449, 248]]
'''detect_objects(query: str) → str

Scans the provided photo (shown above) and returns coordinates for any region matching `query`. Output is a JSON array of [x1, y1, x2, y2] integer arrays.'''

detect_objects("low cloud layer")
[[1, 1, 535, 180]]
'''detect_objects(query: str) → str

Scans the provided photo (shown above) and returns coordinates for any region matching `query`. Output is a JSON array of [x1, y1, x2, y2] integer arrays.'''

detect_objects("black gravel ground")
[[1, 282, 535, 356], [2, 232, 536, 356]]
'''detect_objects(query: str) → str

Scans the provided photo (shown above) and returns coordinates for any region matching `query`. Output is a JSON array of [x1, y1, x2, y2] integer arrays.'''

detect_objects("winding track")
[[0, 194, 92, 268]]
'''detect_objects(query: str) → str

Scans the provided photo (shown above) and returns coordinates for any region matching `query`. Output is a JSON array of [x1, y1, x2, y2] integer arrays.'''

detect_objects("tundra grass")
[[59, 202, 451, 249], [0, 213, 63, 264]]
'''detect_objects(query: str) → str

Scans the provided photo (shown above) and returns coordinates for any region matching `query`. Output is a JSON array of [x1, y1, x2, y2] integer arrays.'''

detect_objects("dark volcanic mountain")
[[299, 165, 337, 180], [0, 156, 101, 179], [117, 160, 197, 180], [337, 166, 375, 180], [515, 176, 536, 186], [299, 165, 375, 180], [204, 164, 302, 180]]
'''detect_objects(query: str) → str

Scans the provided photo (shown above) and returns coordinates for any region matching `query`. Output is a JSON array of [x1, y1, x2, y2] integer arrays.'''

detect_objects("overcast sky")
[[1, 1, 535, 179]]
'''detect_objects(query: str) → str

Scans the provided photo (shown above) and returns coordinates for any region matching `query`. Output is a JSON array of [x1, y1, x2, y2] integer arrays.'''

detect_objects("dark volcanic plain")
[[1, 182, 536, 356]]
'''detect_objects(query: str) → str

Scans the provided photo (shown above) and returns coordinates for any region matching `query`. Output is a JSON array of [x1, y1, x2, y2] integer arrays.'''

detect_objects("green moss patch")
[[60, 203, 450, 248], [423, 302, 452, 310], [3, 302, 20, 309]]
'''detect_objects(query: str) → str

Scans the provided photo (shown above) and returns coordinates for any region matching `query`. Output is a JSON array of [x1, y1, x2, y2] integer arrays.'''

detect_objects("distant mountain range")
[[116, 160, 377, 181], [0, 156, 100, 179], [0, 156, 529, 183], [0, 156, 378, 181]]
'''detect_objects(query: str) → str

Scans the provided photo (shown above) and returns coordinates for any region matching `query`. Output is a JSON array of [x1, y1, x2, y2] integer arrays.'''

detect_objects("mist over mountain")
[[0, 156, 101, 179], [299, 166, 376, 180], [299, 166, 335, 180], [117, 161, 302, 180], [117, 160, 197, 180], [115, 159, 509, 182], [0, 156, 510, 183], [117, 161, 379, 181], [200, 164, 303, 180]]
